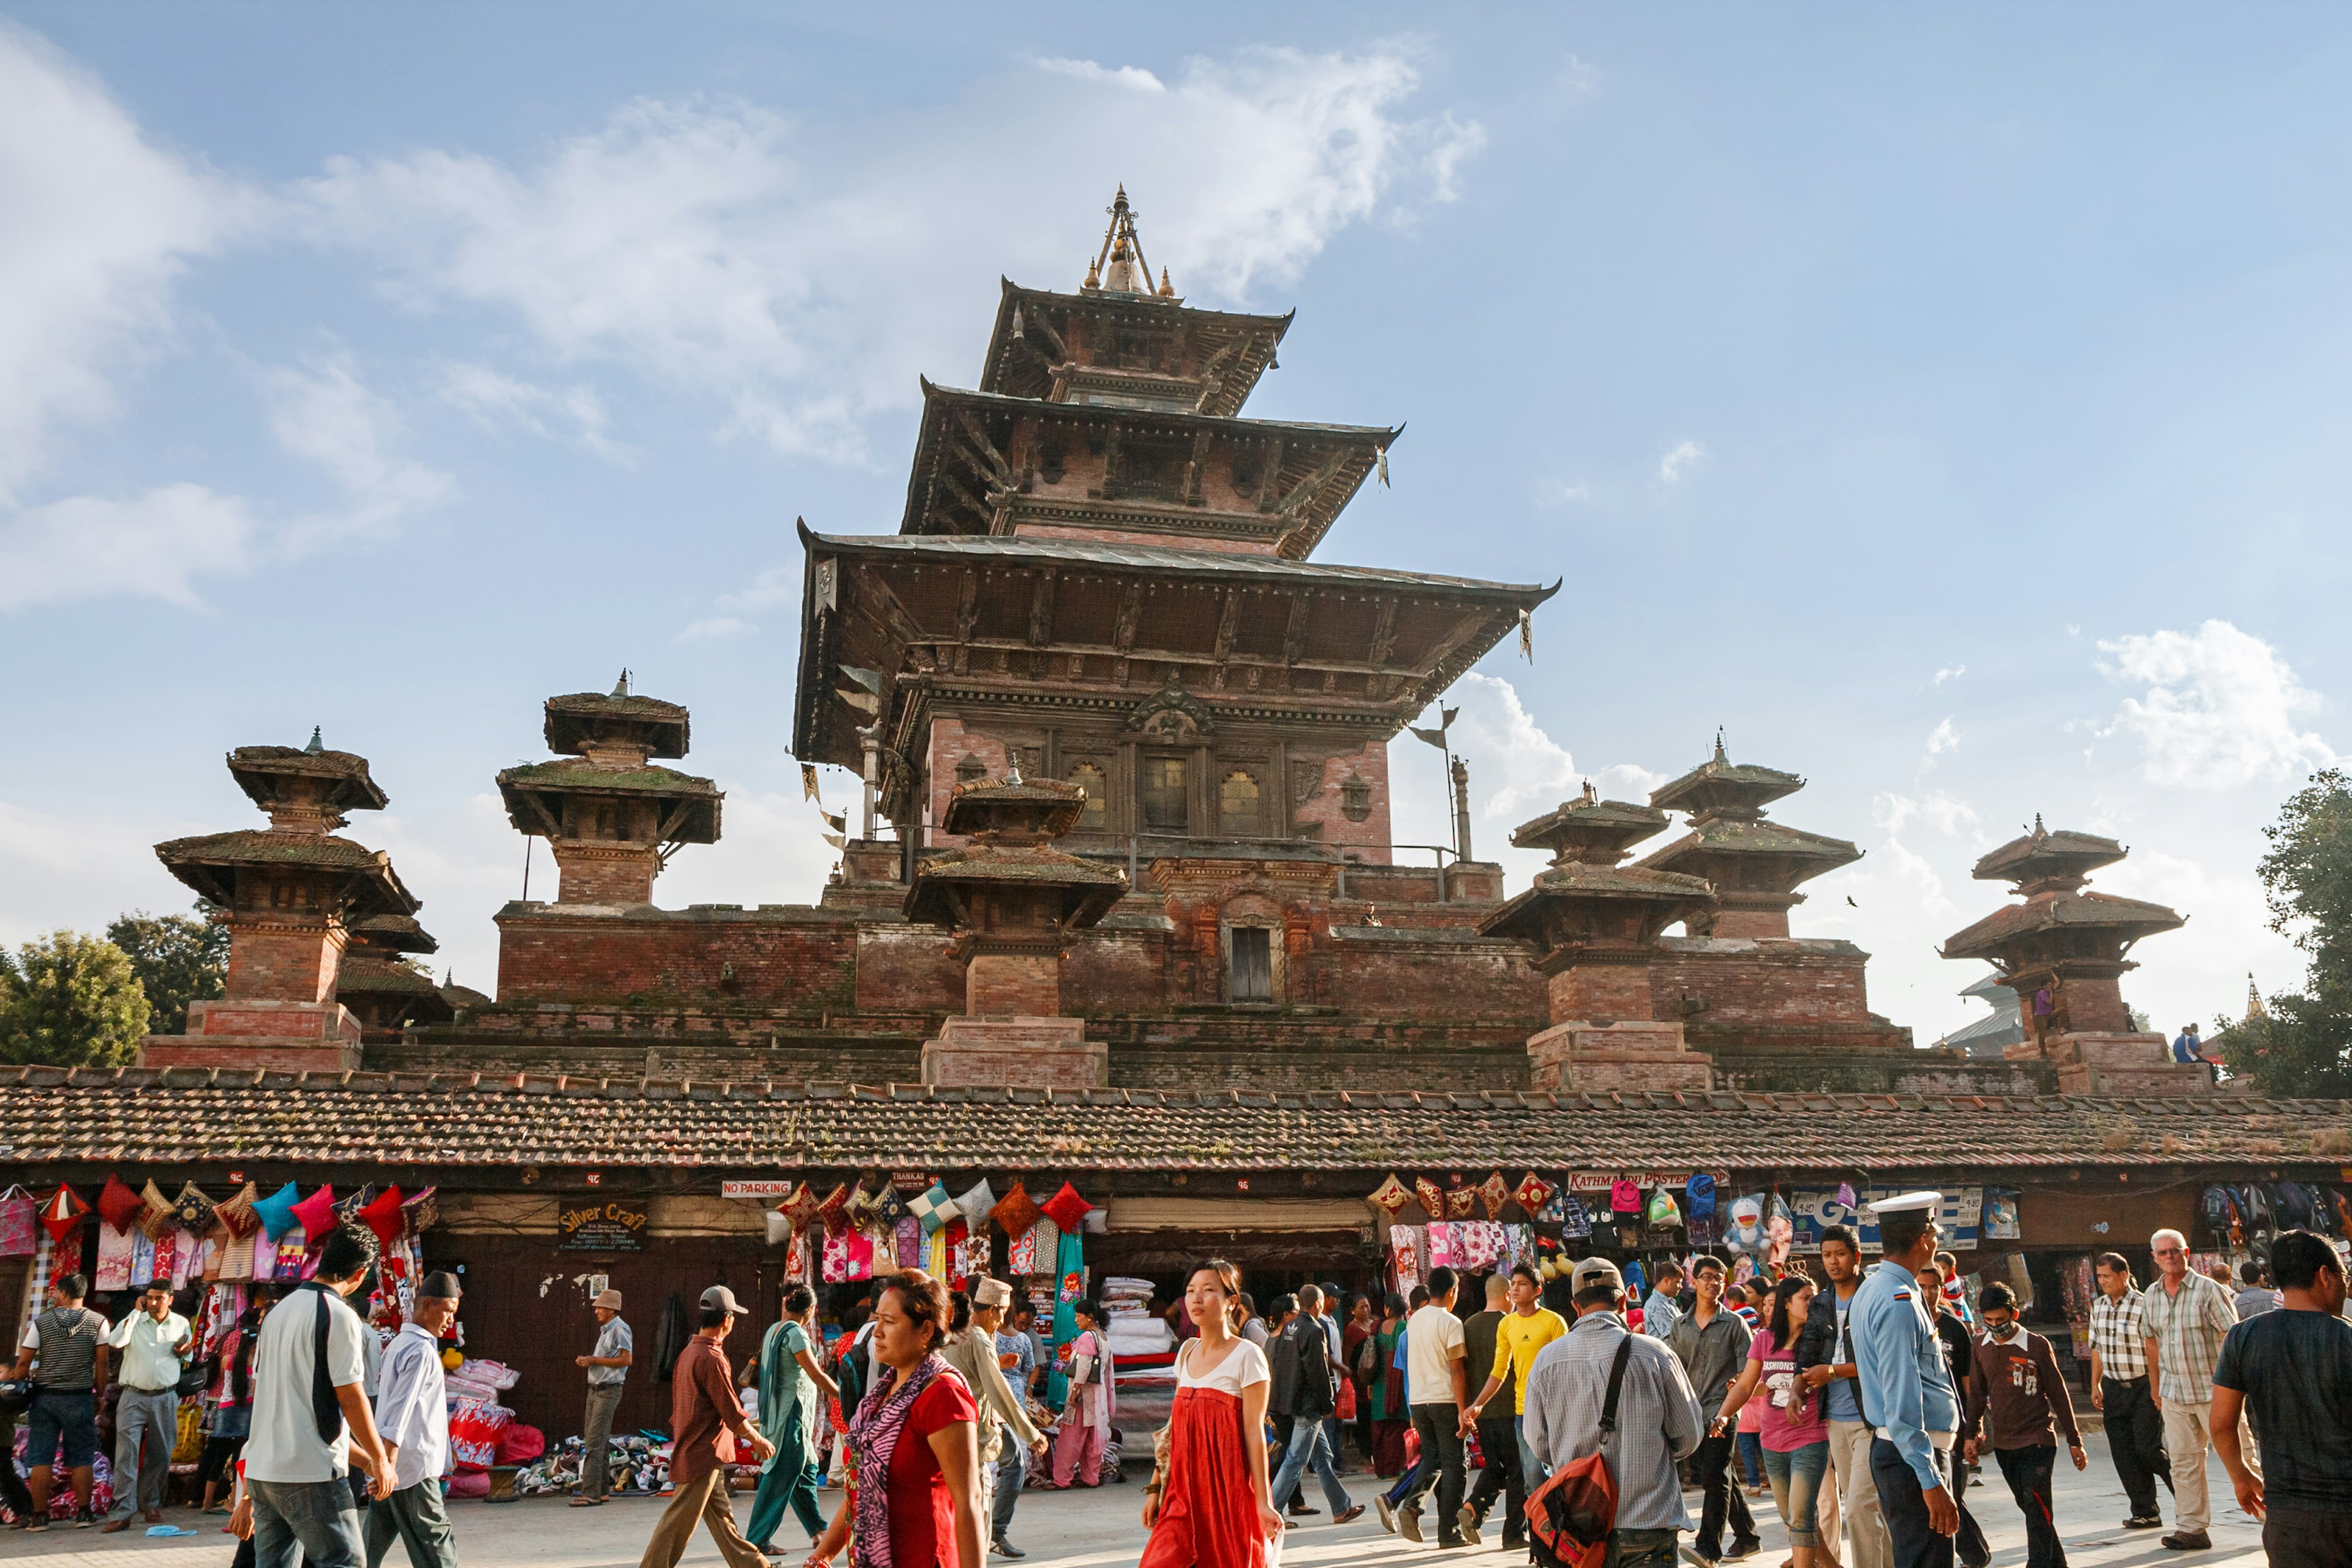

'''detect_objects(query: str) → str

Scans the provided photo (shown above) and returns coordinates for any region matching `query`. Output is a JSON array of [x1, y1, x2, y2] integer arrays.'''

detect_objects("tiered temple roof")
[[1638, 738, 1860, 938]]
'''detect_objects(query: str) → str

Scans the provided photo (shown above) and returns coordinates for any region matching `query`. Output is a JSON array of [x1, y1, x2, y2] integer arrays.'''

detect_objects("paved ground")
[[11, 1431, 2265, 1568]]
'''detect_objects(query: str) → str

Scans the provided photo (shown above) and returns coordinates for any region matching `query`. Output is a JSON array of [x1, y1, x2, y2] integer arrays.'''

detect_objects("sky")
[[3, 4, 2348, 1044]]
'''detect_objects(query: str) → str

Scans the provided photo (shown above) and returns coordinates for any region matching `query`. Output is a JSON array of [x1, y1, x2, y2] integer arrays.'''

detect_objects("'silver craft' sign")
[[559, 1200, 650, 1252]]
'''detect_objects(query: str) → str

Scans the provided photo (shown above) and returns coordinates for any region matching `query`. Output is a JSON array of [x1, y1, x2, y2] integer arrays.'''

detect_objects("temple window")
[[955, 755, 987, 786], [1229, 927, 1273, 1003], [1068, 763, 1107, 831], [1141, 756, 1188, 833], [1219, 770, 1261, 837]]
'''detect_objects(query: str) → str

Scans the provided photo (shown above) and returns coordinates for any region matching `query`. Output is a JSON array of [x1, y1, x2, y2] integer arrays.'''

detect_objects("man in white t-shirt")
[[243, 1224, 396, 1568], [1392, 1266, 1474, 1547]]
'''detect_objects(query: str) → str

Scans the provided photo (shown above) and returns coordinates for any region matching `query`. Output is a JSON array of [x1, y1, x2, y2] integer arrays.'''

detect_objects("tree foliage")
[[2224, 768, 2352, 1097], [106, 905, 228, 1035], [0, 930, 152, 1068]]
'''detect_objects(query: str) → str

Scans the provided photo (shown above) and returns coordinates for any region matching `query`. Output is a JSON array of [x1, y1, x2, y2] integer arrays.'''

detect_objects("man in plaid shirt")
[[2087, 1253, 2169, 1529], [2141, 1228, 2242, 1551]]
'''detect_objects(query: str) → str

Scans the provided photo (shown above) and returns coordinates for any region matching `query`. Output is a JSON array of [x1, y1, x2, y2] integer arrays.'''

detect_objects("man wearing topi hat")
[[365, 1272, 462, 1568], [1851, 1192, 1963, 1568], [575, 1288, 633, 1506], [941, 1278, 1049, 1560]]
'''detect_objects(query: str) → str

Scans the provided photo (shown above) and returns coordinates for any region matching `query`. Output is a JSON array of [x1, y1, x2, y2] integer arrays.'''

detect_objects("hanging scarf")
[[846, 1351, 948, 1568]]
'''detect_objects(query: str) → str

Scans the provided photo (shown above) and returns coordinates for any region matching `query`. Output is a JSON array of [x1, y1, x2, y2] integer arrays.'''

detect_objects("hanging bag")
[[1525, 1333, 1634, 1568]]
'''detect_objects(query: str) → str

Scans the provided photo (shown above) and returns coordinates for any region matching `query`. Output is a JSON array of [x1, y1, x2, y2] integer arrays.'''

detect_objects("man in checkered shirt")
[[2086, 1252, 2169, 1529], [2141, 1227, 2242, 1551]]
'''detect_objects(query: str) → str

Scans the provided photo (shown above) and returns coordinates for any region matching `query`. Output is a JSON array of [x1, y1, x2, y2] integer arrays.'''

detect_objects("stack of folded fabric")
[[1101, 1276, 1175, 1374]]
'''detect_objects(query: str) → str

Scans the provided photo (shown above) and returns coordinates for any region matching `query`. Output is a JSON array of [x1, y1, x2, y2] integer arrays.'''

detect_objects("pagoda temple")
[[1942, 818, 2202, 1095], [1638, 737, 1860, 939], [144, 733, 417, 1072]]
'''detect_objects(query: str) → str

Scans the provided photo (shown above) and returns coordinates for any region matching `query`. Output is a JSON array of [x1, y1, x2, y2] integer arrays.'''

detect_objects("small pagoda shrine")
[[1638, 736, 1860, 938], [145, 731, 417, 1071], [904, 774, 1128, 1087], [1482, 782, 1717, 1090], [332, 913, 456, 1038], [496, 675, 722, 905], [1942, 817, 2203, 1094]]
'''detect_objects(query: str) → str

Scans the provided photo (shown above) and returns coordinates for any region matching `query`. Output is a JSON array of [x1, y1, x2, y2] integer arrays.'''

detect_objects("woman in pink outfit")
[[1050, 1302, 1114, 1487]]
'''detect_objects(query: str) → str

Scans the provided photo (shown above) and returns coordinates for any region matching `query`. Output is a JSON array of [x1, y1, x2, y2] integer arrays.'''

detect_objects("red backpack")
[[1525, 1336, 1634, 1568]]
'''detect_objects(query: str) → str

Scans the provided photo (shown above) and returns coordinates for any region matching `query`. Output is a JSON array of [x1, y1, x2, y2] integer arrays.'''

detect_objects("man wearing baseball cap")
[[575, 1288, 632, 1506], [639, 1286, 773, 1568], [1520, 1257, 1705, 1568], [365, 1272, 462, 1568]]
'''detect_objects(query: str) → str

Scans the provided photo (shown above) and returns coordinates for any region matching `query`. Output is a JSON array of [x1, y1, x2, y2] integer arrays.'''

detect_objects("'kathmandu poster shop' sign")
[[557, 1201, 649, 1252]]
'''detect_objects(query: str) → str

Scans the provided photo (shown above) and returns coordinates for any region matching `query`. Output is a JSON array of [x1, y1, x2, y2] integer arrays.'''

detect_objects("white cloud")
[[676, 616, 756, 644], [1659, 440, 1705, 483], [1920, 717, 1960, 772], [437, 360, 618, 457], [2096, 619, 2334, 789], [1559, 480, 1592, 503], [264, 355, 451, 519], [1934, 663, 1965, 685], [295, 48, 1480, 459], [0, 484, 259, 610], [0, 24, 252, 503], [1874, 789, 1979, 839]]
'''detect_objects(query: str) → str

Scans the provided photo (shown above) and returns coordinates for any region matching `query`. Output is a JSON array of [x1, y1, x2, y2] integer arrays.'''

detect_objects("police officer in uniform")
[[1852, 1193, 1962, 1568]]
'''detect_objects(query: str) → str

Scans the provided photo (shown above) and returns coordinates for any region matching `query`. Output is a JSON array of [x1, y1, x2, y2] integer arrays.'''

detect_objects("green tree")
[[0, 930, 153, 1068], [2225, 768, 2352, 1096], [106, 904, 228, 1034]]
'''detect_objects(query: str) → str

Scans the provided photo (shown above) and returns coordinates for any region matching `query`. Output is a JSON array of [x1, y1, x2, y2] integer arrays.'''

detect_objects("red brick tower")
[[1637, 736, 1860, 938], [146, 733, 417, 1071], [1482, 783, 1718, 1090], [905, 774, 1128, 1087], [497, 676, 723, 907], [1942, 818, 2202, 1094]]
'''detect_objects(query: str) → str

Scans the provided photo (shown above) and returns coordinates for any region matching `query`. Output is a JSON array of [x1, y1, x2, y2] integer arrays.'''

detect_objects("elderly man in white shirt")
[[364, 1272, 463, 1568], [102, 1281, 192, 1531]]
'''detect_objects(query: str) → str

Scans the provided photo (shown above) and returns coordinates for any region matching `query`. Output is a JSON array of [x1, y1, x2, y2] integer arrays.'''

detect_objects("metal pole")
[[858, 726, 880, 840], [522, 837, 533, 902]]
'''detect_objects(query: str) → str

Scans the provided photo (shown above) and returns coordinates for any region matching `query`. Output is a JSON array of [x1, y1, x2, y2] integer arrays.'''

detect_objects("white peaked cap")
[[1864, 1189, 1943, 1215]]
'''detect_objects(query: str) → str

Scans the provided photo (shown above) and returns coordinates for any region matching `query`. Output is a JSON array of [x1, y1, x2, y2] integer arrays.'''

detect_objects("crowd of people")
[[8, 1202, 2350, 1568]]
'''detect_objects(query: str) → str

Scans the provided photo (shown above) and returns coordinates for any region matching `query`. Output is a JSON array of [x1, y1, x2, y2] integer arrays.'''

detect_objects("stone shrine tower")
[[496, 676, 723, 905], [1638, 738, 1860, 938], [333, 914, 455, 1039], [145, 733, 417, 1071], [1942, 818, 2204, 1095], [905, 774, 1128, 1087], [1482, 783, 1718, 1090]]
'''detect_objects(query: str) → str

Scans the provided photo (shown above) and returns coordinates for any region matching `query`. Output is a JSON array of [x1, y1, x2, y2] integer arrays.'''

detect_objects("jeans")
[[1736, 1431, 1764, 1487], [1270, 1416, 1350, 1515], [1606, 1526, 1683, 1568], [2097, 1377, 2169, 1518], [107, 1387, 181, 1519], [1397, 1403, 1468, 1543], [992, 1427, 1027, 1541], [1763, 1441, 1831, 1548], [250, 1476, 368, 1568], [1466, 1415, 1526, 1543], [1868, 1438, 1954, 1568], [26, 1389, 97, 1469], [581, 1382, 625, 1498], [1689, 1432, 1757, 1555], [363, 1478, 459, 1568], [1518, 1411, 1547, 1493], [1991, 1447, 2063, 1568], [1828, 1418, 1892, 1568]]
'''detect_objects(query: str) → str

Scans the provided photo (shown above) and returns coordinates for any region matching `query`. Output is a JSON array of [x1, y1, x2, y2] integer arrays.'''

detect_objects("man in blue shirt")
[[1852, 1193, 1962, 1568]]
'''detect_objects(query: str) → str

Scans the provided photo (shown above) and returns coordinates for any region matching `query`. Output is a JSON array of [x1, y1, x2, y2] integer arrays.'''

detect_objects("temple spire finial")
[[1713, 726, 1726, 763], [304, 726, 324, 755], [1090, 184, 1152, 295], [612, 669, 631, 698]]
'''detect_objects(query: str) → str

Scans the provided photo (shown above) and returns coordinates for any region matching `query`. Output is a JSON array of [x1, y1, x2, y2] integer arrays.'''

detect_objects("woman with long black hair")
[[1714, 1276, 1840, 1568], [1139, 1260, 1284, 1568]]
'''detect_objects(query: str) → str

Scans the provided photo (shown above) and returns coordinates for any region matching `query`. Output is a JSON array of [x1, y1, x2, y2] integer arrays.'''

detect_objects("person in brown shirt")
[[1961, 1284, 2084, 1568], [639, 1285, 775, 1568]]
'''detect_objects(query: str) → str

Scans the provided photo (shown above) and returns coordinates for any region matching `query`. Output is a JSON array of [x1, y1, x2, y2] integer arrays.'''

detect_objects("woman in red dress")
[[805, 1270, 984, 1568], [1139, 1260, 1284, 1568]]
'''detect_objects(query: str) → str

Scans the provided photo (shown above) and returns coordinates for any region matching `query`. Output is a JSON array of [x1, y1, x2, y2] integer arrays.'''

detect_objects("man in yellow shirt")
[[1462, 1262, 1569, 1494]]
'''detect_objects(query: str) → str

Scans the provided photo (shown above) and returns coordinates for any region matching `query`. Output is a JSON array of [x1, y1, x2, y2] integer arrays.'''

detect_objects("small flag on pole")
[[1518, 607, 1534, 663], [801, 764, 820, 802]]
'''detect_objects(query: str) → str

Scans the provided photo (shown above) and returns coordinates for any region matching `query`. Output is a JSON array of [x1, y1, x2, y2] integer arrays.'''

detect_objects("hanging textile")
[[1049, 1227, 1084, 1408], [96, 1223, 136, 1291], [925, 1226, 949, 1278]]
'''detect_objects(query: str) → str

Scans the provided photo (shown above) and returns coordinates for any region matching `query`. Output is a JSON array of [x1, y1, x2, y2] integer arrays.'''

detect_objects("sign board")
[[720, 1180, 796, 1201], [559, 1200, 649, 1253]]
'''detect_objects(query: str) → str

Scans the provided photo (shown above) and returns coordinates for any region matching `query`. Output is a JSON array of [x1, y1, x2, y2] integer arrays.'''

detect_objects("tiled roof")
[[9, 1068, 2338, 1174], [1973, 826, 2127, 884], [1640, 819, 1861, 872], [153, 831, 418, 917], [1943, 891, 2186, 961]]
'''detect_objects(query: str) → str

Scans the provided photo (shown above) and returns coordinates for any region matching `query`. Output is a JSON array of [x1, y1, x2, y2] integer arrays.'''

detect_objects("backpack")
[[1685, 1174, 1716, 1220], [1525, 1335, 1634, 1568], [2274, 1182, 2317, 1231], [2200, 1185, 2241, 1241], [2236, 1185, 2274, 1234]]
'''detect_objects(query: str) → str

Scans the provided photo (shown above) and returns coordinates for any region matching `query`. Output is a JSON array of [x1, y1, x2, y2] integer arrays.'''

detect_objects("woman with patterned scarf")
[[805, 1270, 984, 1568]]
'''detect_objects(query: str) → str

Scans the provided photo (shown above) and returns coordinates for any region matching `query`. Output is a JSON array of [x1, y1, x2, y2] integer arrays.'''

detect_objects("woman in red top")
[[805, 1270, 983, 1568], [1140, 1261, 1284, 1568]]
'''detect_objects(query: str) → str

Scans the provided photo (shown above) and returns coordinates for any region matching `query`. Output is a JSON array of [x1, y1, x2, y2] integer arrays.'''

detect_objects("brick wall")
[[1291, 739, 1393, 861], [854, 924, 965, 1012], [549, 842, 660, 904], [223, 916, 346, 1004], [493, 906, 858, 1011], [1322, 929, 1545, 1021], [1649, 939, 1878, 1029], [1549, 957, 1656, 1023], [967, 951, 1061, 1016]]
